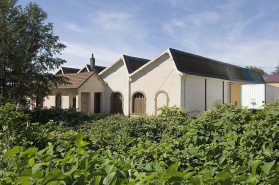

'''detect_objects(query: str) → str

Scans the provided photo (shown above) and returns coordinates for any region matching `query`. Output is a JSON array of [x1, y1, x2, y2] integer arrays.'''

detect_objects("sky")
[[18, 0, 279, 74]]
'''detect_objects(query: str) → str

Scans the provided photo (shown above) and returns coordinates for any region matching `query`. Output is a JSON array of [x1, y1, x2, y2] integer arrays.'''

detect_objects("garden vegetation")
[[0, 103, 279, 184]]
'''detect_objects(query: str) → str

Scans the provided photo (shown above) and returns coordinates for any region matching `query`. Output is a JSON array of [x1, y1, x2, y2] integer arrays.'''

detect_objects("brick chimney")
[[90, 53, 95, 69]]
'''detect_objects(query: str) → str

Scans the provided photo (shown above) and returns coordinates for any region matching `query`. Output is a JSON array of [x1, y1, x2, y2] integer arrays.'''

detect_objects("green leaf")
[[103, 172, 117, 185], [184, 171, 195, 180], [94, 176, 102, 185], [262, 160, 275, 175], [263, 151, 271, 157], [20, 147, 38, 158], [3, 146, 23, 161], [145, 163, 152, 171], [189, 176, 201, 185], [75, 133, 89, 147], [216, 172, 231, 180], [219, 156, 226, 165], [47, 181, 66, 185], [15, 176, 30, 185], [19, 169, 32, 177], [165, 171, 184, 178], [105, 165, 114, 174], [271, 111, 279, 116], [167, 162, 180, 171], [28, 158, 35, 167], [251, 160, 261, 174], [32, 163, 45, 175]]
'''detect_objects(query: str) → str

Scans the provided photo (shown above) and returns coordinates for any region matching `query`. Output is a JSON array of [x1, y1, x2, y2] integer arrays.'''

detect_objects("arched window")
[[55, 93, 62, 108], [154, 90, 169, 115], [111, 92, 123, 114], [132, 92, 146, 114]]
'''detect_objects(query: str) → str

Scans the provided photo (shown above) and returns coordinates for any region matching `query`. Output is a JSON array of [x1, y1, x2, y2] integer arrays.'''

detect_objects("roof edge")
[[129, 48, 170, 77], [98, 56, 124, 76]]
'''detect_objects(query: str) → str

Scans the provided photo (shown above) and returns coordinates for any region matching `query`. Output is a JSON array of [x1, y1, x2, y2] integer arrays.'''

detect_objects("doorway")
[[94, 92, 101, 113], [111, 92, 123, 114], [81, 92, 90, 112]]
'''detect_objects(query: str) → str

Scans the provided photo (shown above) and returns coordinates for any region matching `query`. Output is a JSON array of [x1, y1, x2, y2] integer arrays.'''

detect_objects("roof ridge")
[[169, 48, 243, 69], [123, 54, 149, 61]]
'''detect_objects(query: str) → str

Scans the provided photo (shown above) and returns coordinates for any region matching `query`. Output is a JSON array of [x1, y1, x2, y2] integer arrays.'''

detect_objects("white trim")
[[77, 66, 90, 73], [93, 73, 106, 85], [98, 56, 124, 76], [54, 67, 64, 75]]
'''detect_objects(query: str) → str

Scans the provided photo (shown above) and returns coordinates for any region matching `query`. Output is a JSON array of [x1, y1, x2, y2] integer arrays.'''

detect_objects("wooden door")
[[133, 93, 145, 114], [111, 92, 123, 114]]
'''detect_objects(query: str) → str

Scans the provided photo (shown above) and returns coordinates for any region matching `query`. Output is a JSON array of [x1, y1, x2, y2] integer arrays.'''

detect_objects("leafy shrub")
[[1, 103, 279, 184]]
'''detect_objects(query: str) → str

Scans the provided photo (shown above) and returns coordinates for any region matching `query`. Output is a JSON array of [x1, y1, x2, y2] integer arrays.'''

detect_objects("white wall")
[[206, 79, 223, 109], [78, 74, 105, 113], [183, 75, 205, 117], [266, 84, 279, 103], [43, 89, 77, 109], [183, 75, 230, 117], [241, 84, 265, 109], [100, 60, 129, 115], [130, 53, 181, 115]]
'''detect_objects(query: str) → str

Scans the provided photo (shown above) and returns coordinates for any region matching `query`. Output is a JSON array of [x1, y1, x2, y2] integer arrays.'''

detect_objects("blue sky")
[[19, 0, 279, 74]]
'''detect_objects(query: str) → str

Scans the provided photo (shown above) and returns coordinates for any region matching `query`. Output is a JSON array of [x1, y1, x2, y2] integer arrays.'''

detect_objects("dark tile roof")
[[61, 67, 80, 74], [86, 64, 106, 73], [169, 48, 265, 83], [123, 55, 149, 74], [56, 72, 95, 89], [262, 74, 279, 82]]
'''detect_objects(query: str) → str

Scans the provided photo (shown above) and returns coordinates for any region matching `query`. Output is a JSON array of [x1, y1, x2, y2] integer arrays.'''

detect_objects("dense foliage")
[[0, 0, 67, 105], [1, 103, 279, 184], [245, 66, 267, 75]]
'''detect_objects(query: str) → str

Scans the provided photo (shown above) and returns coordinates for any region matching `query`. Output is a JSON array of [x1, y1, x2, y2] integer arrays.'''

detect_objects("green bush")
[[1, 103, 279, 184]]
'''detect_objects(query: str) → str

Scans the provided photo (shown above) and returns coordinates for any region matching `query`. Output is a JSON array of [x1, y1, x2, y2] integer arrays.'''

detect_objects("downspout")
[[128, 77, 131, 117]]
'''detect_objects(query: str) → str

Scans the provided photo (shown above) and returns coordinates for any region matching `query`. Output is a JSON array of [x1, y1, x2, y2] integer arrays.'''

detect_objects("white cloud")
[[64, 23, 89, 33], [61, 42, 121, 68]]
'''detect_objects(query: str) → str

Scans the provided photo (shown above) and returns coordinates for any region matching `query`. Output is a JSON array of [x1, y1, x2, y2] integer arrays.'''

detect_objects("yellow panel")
[[230, 82, 242, 106], [266, 83, 279, 87]]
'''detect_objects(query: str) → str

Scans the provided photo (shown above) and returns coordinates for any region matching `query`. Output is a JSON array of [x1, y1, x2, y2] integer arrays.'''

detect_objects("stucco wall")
[[183, 75, 205, 117], [43, 89, 77, 109], [182, 75, 230, 117], [100, 60, 129, 115], [130, 53, 181, 115], [78, 74, 105, 113], [206, 79, 223, 109]]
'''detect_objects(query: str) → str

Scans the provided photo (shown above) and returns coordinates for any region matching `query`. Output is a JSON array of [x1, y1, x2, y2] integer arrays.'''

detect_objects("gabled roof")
[[169, 48, 265, 83], [56, 72, 105, 89], [99, 55, 149, 75], [123, 55, 149, 74], [55, 67, 80, 75], [78, 65, 106, 73], [262, 74, 279, 82]]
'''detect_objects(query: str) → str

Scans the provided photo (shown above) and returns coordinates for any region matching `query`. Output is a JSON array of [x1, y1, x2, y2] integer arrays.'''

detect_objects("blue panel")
[[242, 68, 254, 82]]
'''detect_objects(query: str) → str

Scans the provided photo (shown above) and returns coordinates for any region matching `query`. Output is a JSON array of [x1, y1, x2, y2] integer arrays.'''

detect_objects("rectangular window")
[[73, 98, 76, 108]]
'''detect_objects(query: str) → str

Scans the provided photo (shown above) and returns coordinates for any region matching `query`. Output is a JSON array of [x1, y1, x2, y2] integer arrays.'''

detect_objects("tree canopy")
[[0, 0, 68, 106], [245, 66, 267, 75], [272, 62, 279, 74]]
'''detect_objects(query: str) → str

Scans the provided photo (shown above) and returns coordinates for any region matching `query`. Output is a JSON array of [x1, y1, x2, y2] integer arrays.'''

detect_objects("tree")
[[0, 0, 68, 106], [272, 62, 279, 74], [245, 66, 267, 75]]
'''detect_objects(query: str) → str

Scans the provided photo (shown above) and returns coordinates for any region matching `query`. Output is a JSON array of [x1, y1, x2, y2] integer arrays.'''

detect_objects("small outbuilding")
[[43, 72, 105, 113]]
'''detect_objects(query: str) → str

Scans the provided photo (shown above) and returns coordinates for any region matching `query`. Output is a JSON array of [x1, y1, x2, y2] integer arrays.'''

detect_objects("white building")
[[43, 48, 265, 117]]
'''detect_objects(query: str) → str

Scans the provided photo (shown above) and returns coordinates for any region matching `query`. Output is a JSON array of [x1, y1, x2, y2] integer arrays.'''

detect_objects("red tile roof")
[[262, 74, 279, 82]]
